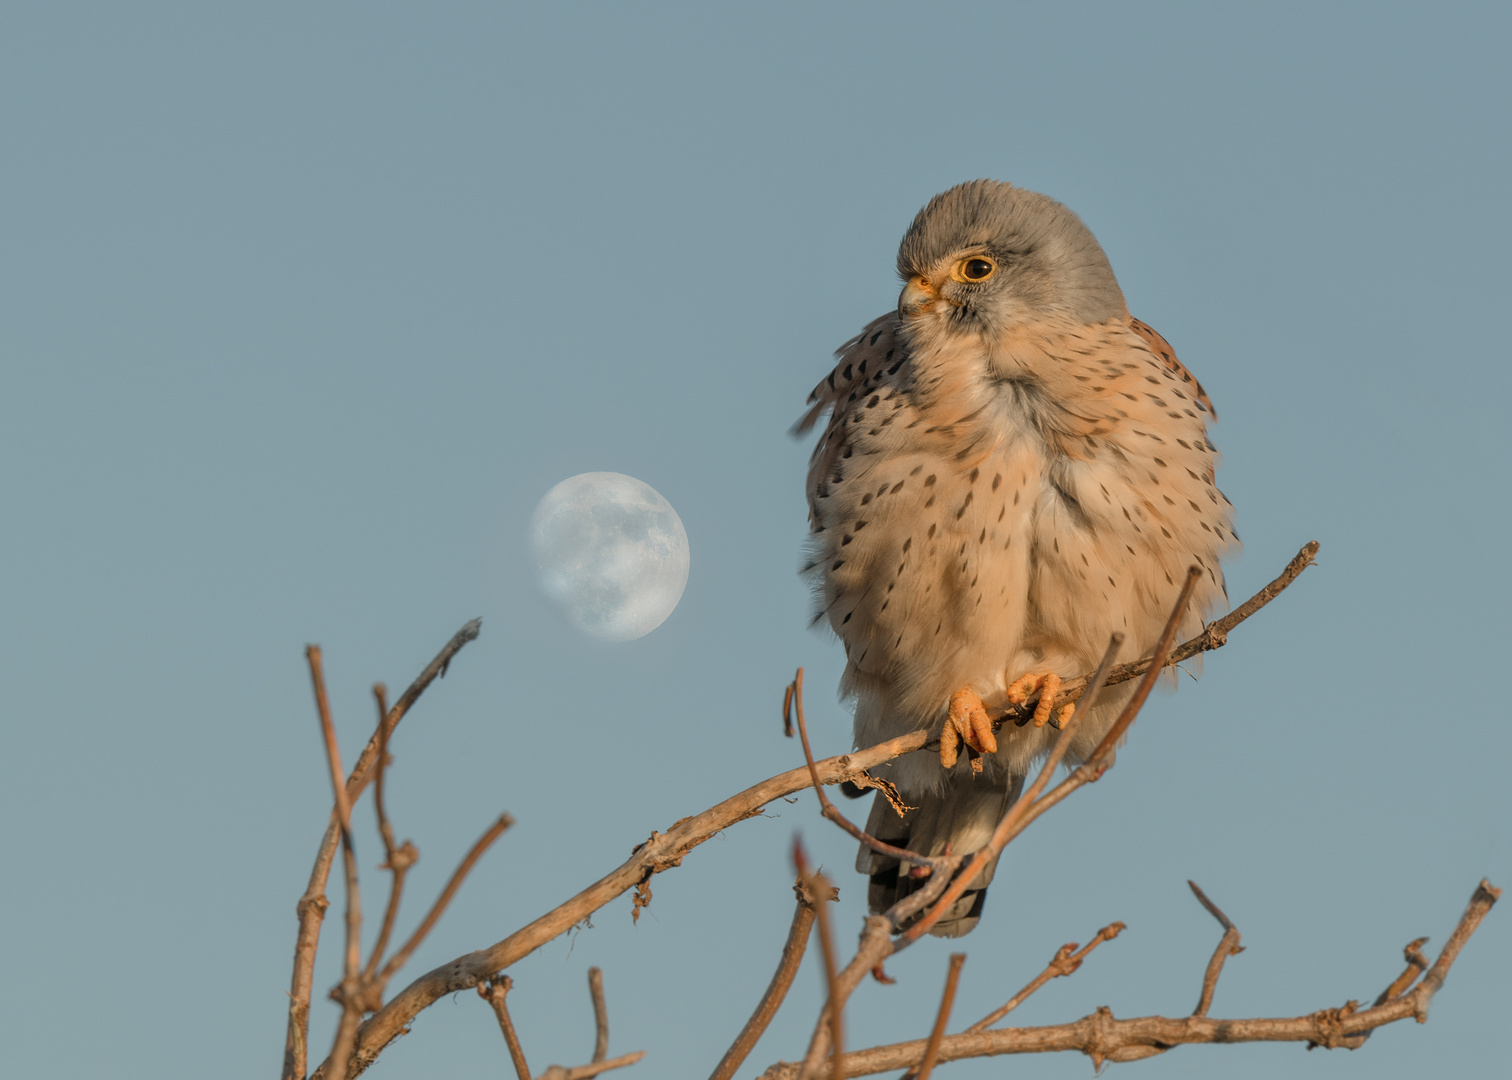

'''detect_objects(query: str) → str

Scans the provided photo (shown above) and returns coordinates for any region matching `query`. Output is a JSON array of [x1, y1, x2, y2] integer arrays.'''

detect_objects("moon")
[[530, 472, 691, 641]]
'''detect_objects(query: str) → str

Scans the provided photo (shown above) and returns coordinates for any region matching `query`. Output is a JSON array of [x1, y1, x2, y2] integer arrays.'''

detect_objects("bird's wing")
[[798, 312, 908, 526], [1127, 316, 1217, 420]]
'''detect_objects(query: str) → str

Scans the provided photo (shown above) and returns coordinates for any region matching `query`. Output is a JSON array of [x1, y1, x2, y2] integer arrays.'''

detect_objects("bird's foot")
[[941, 688, 997, 772], [1007, 671, 1064, 728]]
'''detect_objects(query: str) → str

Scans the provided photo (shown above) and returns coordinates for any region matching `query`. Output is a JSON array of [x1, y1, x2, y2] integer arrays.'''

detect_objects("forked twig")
[[380, 813, 514, 981], [365, 683, 418, 980], [537, 1051, 647, 1080], [1187, 881, 1244, 1017], [284, 620, 482, 1080], [1374, 937, 1430, 1007], [965, 922, 1126, 1032]]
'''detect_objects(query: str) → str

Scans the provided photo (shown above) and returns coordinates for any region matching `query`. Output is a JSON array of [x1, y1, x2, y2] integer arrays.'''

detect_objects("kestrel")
[[798, 181, 1237, 936]]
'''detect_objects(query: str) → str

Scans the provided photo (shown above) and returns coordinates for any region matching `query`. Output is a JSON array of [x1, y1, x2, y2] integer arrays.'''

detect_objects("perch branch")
[[1188, 880, 1244, 1018], [283, 620, 481, 1080], [758, 879, 1498, 1078], [709, 879, 824, 1080], [318, 546, 1311, 1077], [965, 922, 1125, 1033], [478, 977, 532, 1080], [994, 541, 1319, 729]]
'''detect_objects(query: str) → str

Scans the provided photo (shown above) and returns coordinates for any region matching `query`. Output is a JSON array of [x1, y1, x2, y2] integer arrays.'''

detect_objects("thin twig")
[[380, 813, 514, 981], [789, 667, 951, 870], [588, 967, 609, 1063], [710, 880, 823, 1080], [793, 840, 843, 1080], [478, 977, 532, 1080], [1187, 881, 1244, 1017], [1373, 937, 1430, 1006], [537, 1050, 647, 1079], [306, 646, 364, 1080], [965, 922, 1126, 1032], [365, 683, 417, 981], [759, 880, 1499, 1079], [914, 954, 965, 1080], [284, 620, 481, 1080]]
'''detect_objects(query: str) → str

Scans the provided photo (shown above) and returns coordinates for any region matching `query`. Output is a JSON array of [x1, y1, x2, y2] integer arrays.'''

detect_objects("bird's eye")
[[957, 257, 996, 282]]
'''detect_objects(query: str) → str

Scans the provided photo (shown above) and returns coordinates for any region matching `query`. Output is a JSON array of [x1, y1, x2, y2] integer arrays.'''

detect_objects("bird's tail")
[[856, 774, 1023, 938]]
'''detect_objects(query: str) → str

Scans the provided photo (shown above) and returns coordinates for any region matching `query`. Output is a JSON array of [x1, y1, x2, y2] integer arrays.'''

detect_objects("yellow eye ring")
[[953, 256, 997, 283]]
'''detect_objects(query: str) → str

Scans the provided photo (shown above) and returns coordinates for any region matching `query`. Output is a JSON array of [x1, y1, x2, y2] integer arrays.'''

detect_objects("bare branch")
[[965, 922, 1125, 1032], [283, 620, 481, 1080], [588, 967, 609, 1063], [760, 880, 1499, 1079], [305, 646, 364, 1080], [478, 977, 531, 1080], [1188, 881, 1244, 1018], [793, 841, 843, 1080], [710, 880, 823, 1080], [993, 541, 1319, 730], [380, 813, 514, 981], [365, 683, 418, 981], [914, 954, 965, 1080], [537, 1050, 647, 1080], [1374, 937, 1430, 1007]]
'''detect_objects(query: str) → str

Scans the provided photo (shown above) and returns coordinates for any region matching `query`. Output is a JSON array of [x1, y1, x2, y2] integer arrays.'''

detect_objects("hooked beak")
[[898, 275, 941, 317]]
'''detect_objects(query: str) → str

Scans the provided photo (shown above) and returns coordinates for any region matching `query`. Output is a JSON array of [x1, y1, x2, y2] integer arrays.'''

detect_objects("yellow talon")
[[1007, 671, 1064, 728], [942, 687, 997, 770]]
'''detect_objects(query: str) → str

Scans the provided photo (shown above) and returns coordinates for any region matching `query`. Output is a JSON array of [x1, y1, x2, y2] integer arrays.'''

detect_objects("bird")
[[796, 180, 1237, 936]]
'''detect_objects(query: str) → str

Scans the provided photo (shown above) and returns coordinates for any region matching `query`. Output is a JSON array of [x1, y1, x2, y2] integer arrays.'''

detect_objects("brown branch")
[[365, 683, 417, 981], [1374, 937, 1430, 1007], [478, 977, 532, 1080], [283, 620, 481, 1080], [306, 646, 365, 1080], [588, 967, 609, 1063], [793, 841, 843, 1080], [1188, 881, 1244, 1018], [537, 1050, 647, 1079], [965, 922, 1125, 1033], [914, 954, 965, 1080], [380, 812, 514, 981], [710, 879, 823, 1080], [993, 541, 1319, 729], [760, 880, 1498, 1079]]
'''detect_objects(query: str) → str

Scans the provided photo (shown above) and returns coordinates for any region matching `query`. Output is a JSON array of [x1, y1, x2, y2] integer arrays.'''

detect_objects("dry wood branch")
[[965, 922, 1125, 1033], [760, 880, 1498, 1078], [318, 547, 1312, 1078], [1374, 937, 1430, 1007], [365, 683, 417, 981], [284, 620, 481, 1080], [537, 1050, 647, 1080], [379, 813, 514, 981], [710, 880, 823, 1080], [913, 954, 965, 1080], [479, 977, 532, 1080], [1188, 881, 1244, 1018], [794, 841, 844, 1080], [306, 646, 366, 1080], [588, 967, 609, 1063], [993, 541, 1319, 730]]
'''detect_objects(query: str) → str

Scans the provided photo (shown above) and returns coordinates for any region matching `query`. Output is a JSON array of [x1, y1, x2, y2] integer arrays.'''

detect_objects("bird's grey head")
[[895, 180, 1126, 334]]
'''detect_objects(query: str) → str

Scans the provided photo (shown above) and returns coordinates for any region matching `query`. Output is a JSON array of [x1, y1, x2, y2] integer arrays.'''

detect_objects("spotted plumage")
[[797, 181, 1237, 936]]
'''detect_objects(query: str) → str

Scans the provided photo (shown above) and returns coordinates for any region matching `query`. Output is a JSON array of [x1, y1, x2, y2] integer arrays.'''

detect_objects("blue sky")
[[1, 4, 1507, 1078]]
